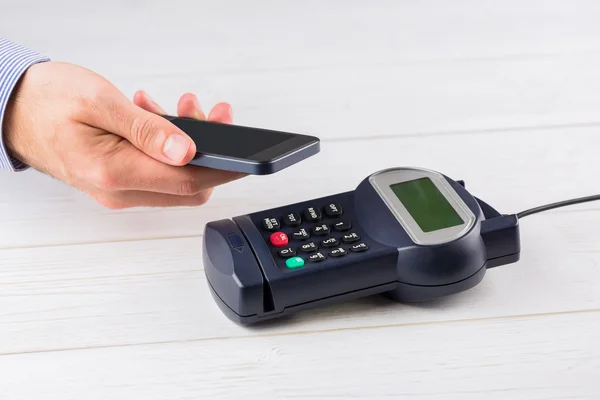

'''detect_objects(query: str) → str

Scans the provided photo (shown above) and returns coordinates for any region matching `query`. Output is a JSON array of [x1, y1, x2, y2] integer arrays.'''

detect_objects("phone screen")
[[168, 118, 300, 160]]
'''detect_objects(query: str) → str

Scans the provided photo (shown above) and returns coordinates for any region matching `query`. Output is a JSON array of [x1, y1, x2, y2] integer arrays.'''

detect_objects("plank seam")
[[1, 307, 598, 358]]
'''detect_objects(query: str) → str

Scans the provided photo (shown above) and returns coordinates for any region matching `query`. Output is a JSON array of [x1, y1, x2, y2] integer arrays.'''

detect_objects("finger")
[[133, 90, 167, 115], [92, 187, 216, 209], [90, 141, 245, 195], [177, 93, 206, 120], [85, 88, 196, 166], [207, 102, 233, 124]]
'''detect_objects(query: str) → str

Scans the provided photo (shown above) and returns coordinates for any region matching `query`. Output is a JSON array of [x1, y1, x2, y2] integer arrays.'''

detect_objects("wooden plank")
[[1, 209, 599, 354], [1, 125, 599, 248], [3, 2, 600, 139], [1, 311, 599, 399], [109, 54, 600, 142], [5, 0, 600, 75]]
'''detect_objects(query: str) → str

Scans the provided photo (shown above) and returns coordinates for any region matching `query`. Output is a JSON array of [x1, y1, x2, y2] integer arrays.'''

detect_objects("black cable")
[[516, 194, 600, 219]]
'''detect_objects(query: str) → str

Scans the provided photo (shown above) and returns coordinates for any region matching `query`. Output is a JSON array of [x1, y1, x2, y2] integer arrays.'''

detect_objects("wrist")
[[2, 87, 26, 168], [0, 37, 50, 171]]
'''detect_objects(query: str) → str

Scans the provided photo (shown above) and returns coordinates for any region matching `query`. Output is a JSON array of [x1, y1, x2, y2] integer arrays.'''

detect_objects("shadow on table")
[[243, 289, 471, 332]]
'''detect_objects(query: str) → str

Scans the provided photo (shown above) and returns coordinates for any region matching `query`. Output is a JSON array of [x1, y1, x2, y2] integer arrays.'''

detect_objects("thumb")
[[89, 92, 196, 165]]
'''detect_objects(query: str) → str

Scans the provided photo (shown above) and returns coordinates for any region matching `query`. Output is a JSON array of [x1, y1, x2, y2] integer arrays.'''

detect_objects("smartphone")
[[162, 116, 320, 175]]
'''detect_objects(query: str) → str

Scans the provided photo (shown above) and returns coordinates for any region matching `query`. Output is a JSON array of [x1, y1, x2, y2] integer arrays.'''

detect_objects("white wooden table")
[[2, 1, 600, 398]]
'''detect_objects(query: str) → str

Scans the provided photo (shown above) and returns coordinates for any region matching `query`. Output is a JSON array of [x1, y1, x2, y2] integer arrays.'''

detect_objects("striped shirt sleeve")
[[0, 37, 50, 171]]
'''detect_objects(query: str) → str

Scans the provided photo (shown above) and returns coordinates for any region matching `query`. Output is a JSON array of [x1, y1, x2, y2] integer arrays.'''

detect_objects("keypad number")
[[342, 232, 360, 243], [333, 220, 352, 231], [308, 252, 326, 262], [321, 237, 339, 248], [312, 224, 330, 236], [300, 242, 318, 253], [292, 228, 310, 240], [278, 247, 296, 258], [350, 243, 368, 252], [329, 247, 347, 257]]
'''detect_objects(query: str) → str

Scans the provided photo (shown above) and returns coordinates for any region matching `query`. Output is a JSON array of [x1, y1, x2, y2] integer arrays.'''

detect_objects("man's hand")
[[3, 61, 245, 208]]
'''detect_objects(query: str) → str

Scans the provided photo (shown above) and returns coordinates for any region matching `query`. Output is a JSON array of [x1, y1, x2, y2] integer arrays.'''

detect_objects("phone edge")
[[188, 139, 320, 175]]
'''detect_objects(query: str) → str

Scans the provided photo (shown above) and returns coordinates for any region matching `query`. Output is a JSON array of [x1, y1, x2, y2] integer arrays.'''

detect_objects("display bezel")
[[368, 167, 476, 245]]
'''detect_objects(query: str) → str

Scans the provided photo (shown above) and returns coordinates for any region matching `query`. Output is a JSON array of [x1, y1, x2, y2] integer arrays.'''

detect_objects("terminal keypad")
[[259, 202, 369, 270]]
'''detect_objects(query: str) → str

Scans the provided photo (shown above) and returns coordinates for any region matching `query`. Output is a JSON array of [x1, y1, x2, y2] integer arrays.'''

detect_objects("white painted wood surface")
[[2, 1, 600, 398]]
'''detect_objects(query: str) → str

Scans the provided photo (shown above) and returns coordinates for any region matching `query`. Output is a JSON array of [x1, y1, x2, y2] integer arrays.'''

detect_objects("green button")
[[286, 256, 304, 269]]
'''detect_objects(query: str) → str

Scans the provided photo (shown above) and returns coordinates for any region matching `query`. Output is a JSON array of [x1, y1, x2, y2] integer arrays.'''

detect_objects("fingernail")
[[148, 95, 167, 114], [192, 95, 206, 119], [163, 134, 190, 162]]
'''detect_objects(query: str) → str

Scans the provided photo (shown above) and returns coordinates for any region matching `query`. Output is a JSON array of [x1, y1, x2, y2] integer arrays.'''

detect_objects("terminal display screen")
[[389, 177, 464, 232]]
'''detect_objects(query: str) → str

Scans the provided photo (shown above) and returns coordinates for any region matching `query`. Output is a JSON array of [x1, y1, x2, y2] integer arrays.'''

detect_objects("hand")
[[3, 61, 245, 208]]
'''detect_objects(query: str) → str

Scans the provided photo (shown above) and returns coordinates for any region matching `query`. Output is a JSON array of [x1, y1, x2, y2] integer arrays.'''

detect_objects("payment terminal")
[[202, 166, 523, 324]]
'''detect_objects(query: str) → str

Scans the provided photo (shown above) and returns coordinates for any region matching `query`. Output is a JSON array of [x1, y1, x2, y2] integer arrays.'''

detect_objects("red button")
[[270, 232, 288, 247]]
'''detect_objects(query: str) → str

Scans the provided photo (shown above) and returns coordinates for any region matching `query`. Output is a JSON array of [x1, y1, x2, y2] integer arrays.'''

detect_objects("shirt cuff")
[[0, 37, 51, 172]]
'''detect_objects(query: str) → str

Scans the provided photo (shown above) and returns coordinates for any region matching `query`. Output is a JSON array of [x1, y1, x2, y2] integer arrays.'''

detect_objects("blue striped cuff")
[[0, 37, 50, 171]]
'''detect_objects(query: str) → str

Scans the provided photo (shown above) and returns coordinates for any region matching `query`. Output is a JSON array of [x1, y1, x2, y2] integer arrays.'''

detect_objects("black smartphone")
[[162, 116, 320, 175]]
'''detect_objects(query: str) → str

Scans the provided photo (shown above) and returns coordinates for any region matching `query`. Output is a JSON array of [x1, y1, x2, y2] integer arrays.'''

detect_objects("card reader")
[[203, 166, 597, 324]]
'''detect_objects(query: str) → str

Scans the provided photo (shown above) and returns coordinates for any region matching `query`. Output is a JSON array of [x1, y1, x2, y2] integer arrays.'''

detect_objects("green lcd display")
[[389, 177, 464, 232]]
